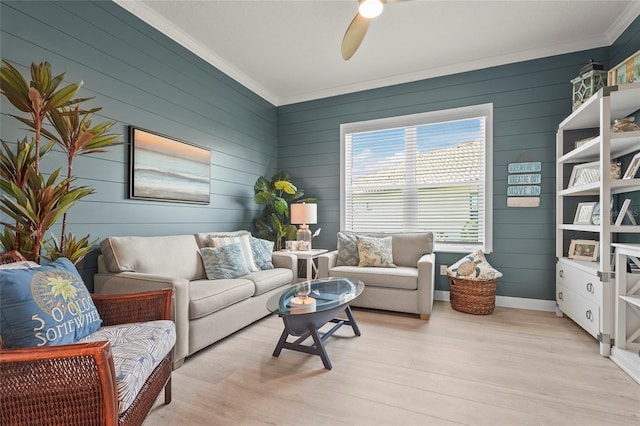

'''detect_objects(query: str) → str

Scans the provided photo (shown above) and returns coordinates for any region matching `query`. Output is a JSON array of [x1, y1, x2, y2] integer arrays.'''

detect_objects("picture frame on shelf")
[[574, 136, 595, 149], [568, 161, 600, 187], [607, 49, 640, 85], [568, 239, 599, 262], [622, 152, 640, 179], [573, 202, 597, 224]]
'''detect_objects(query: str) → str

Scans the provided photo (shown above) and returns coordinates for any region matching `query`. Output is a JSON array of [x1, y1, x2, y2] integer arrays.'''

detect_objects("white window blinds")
[[341, 104, 493, 252]]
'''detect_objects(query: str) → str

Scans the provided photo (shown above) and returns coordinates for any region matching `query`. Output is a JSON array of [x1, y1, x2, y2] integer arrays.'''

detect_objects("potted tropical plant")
[[253, 171, 316, 250], [0, 60, 120, 264]]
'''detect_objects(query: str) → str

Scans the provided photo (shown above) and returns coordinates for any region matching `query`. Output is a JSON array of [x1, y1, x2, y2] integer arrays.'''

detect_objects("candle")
[[289, 296, 316, 314]]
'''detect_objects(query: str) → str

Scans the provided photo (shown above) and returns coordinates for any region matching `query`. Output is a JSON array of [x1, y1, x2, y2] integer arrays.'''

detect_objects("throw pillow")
[[207, 234, 259, 272], [446, 250, 503, 281], [336, 232, 359, 266], [356, 235, 396, 268], [250, 237, 274, 270], [0, 258, 102, 349], [200, 244, 251, 280]]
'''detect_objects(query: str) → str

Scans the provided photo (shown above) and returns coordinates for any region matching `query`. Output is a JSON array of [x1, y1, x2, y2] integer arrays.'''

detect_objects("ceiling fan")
[[341, 0, 406, 60]]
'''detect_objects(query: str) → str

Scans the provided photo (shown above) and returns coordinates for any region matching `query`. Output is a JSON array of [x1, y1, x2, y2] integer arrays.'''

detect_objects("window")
[[340, 104, 493, 253]]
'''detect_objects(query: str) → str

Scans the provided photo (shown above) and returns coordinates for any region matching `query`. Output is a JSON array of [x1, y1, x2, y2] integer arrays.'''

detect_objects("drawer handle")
[[586, 310, 593, 321], [559, 269, 564, 278], [558, 291, 563, 300], [586, 282, 594, 293]]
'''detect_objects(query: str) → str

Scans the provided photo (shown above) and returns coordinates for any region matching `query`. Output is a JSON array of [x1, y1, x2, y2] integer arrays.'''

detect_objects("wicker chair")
[[0, 288, 174, 426]]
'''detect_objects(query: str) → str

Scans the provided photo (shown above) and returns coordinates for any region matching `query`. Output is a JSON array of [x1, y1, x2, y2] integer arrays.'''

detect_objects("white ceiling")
[[115, 0, 640, 106]]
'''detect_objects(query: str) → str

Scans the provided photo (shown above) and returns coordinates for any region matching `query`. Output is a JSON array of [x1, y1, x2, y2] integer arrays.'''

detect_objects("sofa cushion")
[[328, 266, 418, 290], [250, 237, 275, 270], [100, 235, 205, 280], [200, 244, 250, 279], [336, 232, 359, 266], [357, 235, 396, 268], [0, 258, 102, 349], [339, 231, 433, 267], [188, 279, 255, 319], [389, 232, 434, 266], [78, 320, 176, 415], [244, 268, 292, 296], [205, 233, 259, 272]]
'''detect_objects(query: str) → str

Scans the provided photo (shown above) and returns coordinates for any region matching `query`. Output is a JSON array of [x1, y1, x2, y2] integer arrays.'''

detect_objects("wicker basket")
[[449, 277, 497, 315]]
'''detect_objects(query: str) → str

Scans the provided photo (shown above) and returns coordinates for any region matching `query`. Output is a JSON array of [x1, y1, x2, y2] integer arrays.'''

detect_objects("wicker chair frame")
[[0, 288, 174, 426]]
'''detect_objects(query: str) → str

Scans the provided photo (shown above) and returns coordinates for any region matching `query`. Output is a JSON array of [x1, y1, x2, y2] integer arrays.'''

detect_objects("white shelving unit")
[[611, 243, 640, 384], [555, 83, 640, 357]]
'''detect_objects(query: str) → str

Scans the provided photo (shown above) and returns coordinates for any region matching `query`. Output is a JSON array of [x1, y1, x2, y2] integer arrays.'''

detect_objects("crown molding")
[[115, 0, 638, 107], [278, 34, 611, 105], [113, 0, 279, 105], [606, 2, 640, 44]]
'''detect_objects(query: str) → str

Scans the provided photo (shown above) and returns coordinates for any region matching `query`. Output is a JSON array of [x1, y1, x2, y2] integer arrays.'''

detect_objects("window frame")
[[340, 103, 493, 253]]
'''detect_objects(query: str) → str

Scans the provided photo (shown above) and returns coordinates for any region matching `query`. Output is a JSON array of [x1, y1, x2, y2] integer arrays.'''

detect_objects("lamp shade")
[[290, 203, 317, 225]]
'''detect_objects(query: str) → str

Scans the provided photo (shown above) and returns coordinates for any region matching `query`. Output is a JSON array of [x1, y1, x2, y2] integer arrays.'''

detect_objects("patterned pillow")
[[356, 235, 396, 268], [200, 244, 250, 279], [447, 250, 503, 281], [336, 232, 359, 266], [79, 320, 176, 415], [250, 237, 274, 270], [207, 234, 259, 272], [0, 258, 102, 349]]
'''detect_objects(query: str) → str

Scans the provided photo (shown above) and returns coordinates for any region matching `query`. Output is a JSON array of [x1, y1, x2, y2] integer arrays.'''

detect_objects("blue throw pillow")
[[200, 243, 250, 279], [0, 258, 102, 349], [250, 237, 274, 270]]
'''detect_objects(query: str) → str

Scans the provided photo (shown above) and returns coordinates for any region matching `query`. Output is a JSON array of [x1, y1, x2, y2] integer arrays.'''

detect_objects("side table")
[[281, 249, 328, 281]]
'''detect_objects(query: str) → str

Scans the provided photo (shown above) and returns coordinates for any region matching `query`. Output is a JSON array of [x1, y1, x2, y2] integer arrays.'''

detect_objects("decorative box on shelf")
[[571, 60, 607, 111], [607, 49, 640, 85]]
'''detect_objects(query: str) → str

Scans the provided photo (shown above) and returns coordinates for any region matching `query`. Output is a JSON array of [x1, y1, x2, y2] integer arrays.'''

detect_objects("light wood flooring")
[[145, 301, 640, 425]]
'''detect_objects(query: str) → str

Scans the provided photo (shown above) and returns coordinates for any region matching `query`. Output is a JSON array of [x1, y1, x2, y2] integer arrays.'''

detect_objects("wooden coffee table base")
[[272, 305, 361, 370]]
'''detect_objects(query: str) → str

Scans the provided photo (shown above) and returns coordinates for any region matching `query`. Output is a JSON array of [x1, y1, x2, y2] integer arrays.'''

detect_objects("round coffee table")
[[267, 277, 364, 370]]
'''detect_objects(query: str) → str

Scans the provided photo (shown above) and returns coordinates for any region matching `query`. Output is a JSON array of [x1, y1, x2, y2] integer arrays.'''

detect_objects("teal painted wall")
[[0, 1, 278, 286], [278, 16, 640, 301], [1, 2, 638, 299]]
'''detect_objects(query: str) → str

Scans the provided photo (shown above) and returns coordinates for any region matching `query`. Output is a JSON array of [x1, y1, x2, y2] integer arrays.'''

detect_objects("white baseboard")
[[434, 290, 556, 312]]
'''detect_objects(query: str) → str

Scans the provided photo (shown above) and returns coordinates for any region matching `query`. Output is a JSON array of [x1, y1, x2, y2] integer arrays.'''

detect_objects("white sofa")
[[317, 232, 435, 319], [94, 231, 295, 368]]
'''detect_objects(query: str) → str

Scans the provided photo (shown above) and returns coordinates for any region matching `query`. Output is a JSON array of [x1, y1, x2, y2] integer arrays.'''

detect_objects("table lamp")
[[290, 202, 317, 251]]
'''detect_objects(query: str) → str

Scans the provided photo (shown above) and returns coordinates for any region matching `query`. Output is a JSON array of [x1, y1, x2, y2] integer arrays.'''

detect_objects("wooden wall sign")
[[507, 157, 541, 208]]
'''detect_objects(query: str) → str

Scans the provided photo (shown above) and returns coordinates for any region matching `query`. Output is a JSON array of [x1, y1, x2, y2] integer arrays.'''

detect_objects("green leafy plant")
[[254, 171, 316, 250], [0, 60, 120, 263]]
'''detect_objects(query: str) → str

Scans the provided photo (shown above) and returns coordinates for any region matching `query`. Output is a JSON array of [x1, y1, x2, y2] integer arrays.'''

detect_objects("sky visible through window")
[[351, 118, 483, 178]]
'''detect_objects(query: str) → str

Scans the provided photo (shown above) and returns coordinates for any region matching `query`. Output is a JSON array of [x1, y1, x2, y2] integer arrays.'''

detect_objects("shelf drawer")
[[557, 283, 600, 337], [556, 261, 601, 304]]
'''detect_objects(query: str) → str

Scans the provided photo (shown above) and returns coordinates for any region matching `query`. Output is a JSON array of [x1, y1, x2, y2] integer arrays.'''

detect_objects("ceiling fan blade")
[[341, 13, 370, 60]]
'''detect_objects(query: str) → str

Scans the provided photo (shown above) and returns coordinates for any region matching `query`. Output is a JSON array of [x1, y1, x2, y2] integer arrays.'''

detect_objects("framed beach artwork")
[[129, 126, 211, 204]]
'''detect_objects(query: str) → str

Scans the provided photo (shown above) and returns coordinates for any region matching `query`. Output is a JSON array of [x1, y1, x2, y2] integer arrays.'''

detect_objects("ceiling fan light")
[[359, 0, 384, 19]]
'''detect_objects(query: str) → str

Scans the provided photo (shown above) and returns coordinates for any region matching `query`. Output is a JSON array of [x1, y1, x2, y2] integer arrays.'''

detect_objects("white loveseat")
[[317, 232, 435, 319], [94, 231, 295, 368]]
